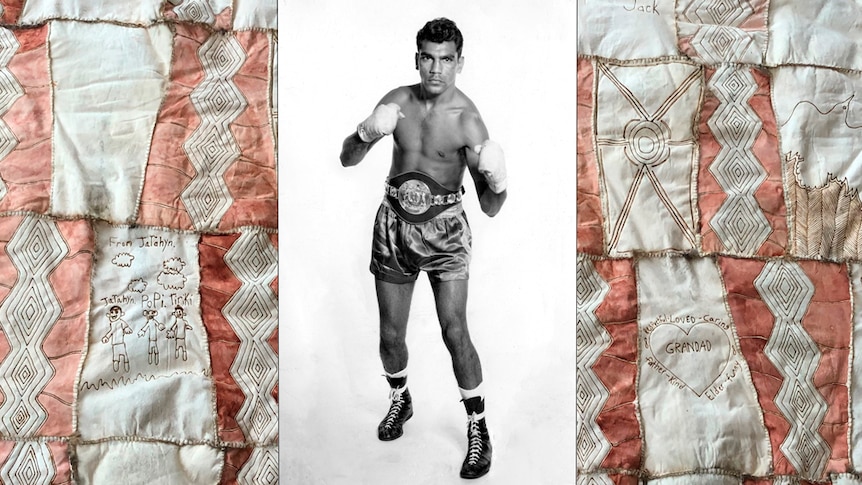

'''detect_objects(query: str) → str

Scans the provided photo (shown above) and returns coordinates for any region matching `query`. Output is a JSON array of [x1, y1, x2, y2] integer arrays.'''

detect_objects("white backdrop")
[[279, 1, 577, 483]]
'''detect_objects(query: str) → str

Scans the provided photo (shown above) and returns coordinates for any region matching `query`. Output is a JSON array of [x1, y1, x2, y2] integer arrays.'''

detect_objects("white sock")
[[458, 382, 484, 401], [384, 367, 408, 379]]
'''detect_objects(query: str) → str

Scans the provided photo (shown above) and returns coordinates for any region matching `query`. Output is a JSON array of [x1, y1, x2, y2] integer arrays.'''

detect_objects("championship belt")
[[384, 171, 464, 224]]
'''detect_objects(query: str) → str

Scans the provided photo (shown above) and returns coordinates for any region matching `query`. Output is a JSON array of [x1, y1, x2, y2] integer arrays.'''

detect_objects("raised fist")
[[357, 103, 405, 143], [474, 140, 508, 194]]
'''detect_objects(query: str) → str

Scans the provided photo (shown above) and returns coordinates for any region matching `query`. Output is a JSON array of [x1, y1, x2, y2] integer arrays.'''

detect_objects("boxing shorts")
[[370, 171, 471, 284]]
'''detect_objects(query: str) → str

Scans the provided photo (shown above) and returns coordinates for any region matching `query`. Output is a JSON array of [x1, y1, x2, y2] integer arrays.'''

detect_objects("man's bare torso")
[[384, 84, 484, 191]]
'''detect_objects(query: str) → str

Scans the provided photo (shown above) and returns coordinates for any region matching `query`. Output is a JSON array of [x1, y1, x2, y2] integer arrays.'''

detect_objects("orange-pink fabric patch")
[[0, 26, 51, 214], [591, 258, 641, 470], [577, 58, 603, 255], [137, 24, 276, 231]]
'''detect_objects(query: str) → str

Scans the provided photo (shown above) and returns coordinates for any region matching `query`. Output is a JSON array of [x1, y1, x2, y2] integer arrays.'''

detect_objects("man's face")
[[415, 40, 463, 96]]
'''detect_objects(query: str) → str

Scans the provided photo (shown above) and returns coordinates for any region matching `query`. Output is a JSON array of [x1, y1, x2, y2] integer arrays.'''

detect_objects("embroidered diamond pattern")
[[0, 442, 54, 485], [181, 33, 247, 232], [575, 257, 612, 472], [223, 229, 278, 444], [237, 446, 278, 485], [755, 261, 830, 479], [0, 217, 67, 437]]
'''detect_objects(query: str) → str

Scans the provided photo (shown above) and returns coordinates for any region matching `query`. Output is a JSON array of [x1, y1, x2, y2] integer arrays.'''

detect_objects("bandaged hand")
[[473, 140, 508, 194], [357, 103, 405, 143]]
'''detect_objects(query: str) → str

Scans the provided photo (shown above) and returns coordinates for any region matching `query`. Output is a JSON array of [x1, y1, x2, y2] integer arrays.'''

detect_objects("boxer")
[[340, 17, 507, 479]]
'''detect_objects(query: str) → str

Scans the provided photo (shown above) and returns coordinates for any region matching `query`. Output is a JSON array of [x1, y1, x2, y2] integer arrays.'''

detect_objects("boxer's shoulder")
[[380, 85, 413, 105]]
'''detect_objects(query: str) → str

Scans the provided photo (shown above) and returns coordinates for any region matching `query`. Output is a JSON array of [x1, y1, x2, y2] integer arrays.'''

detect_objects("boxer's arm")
[[340, 131, 381, 167], [340, 88, 405, 167], [463, 113, 507, 217]]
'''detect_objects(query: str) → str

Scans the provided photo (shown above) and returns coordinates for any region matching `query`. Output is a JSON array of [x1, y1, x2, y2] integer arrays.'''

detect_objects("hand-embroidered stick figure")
[[166, 306, 193, 361], [101, 305, 132, 372], [137, 309, 166, 365]]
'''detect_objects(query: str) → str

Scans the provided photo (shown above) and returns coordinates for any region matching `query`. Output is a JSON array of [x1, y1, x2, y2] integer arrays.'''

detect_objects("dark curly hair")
[[416, 18, 463, 56]]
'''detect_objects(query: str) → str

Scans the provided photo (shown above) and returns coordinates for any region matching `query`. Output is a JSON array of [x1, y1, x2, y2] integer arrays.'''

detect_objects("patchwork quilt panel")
[[0, 2, 278, 483], [578, 0, 862, 483]]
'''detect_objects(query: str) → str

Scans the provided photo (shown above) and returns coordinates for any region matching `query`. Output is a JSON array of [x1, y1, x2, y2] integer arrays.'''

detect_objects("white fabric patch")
[[19, 0, 163, 25], [77, 223, 215, 441], [772, 66, 862, 199], [577, 0, 678, 60], [595, 61, 702, 255], [49, 21, 172, 223], [767, 0, 862, 69], [648, 474, 741, 485], [636, 256, 771, 476], [75, 442, 222, 485], [233, 0, 277, 30]]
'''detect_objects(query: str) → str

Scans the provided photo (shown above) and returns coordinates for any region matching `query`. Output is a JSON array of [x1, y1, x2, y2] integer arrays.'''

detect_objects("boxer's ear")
[[457, 55, 464, 74], [414, 53, 419, 70]]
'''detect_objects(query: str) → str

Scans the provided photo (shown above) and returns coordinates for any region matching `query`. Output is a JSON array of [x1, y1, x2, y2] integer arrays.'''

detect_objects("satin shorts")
[[370, 198, 472, 284]]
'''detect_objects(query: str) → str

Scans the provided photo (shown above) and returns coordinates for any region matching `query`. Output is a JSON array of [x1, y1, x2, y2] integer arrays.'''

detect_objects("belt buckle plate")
[[397, 179, 432, 215]]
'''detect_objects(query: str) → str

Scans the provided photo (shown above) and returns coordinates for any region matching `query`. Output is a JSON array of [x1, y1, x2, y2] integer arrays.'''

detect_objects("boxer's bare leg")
[[376, 279, 415, 376], [432, 278, 491, 478], [431, 279, 482, 390], [376, 279, 416, 441]]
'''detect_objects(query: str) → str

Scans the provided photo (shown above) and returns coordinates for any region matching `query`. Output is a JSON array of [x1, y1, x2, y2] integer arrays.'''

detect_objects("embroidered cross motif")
[[595, 61, 702, 255]]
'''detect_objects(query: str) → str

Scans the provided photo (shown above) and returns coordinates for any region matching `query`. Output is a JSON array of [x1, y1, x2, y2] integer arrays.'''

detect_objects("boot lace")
[[383, 387, 406, 428], [466, 413, 483, 465]]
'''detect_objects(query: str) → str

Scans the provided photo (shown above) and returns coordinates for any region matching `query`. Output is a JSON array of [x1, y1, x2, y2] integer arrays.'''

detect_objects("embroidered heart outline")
[[648, 322, 732, 397]]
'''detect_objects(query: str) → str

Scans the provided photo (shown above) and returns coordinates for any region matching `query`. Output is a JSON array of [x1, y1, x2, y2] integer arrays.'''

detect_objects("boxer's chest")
[[395, 109, 465, 162]]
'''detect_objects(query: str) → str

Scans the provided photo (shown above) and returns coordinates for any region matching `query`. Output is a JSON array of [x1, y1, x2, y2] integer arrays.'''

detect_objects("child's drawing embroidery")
[[137, 309, 166, 365], [101, 306, 133, 373], [166, 306, 193, 361]]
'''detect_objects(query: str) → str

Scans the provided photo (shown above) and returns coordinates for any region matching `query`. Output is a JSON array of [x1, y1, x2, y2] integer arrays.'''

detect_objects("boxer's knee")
[[380, 323, 406, 349], [440, 316, 471, 351]]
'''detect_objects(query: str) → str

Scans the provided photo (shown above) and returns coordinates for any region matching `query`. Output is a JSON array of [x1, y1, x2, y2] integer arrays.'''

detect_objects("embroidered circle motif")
[[623, 119, 671, 167], [397, 180, 432, 215]]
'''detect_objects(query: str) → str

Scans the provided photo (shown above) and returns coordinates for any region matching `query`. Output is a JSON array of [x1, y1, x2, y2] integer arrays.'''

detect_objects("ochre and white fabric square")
[[697, 65, 786, 257], [594, 60, 702, 256], [136, 25, 277, 232], [577, 0, 678, 60], [18, 0, 163, 25], [772, 66, 862, 260], [720, 257, 851, 480], [0, 215, 92, 439], [676, 0, 768, 65], [200, 230, 278, 446], [77, 223, 216, 442], [576, 256, 641, 473], [0, 25, 52, 215], [48, 21, 172, 223], [636, 256, 771, 476], [75, 441, 222, 485], [577, 58, 603, 255], [766, 0, 862, 70]]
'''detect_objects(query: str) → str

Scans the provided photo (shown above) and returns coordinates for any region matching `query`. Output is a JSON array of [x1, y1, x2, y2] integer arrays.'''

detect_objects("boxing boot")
[[459, 411, 492, 479], [377, 385, 413, 441]]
